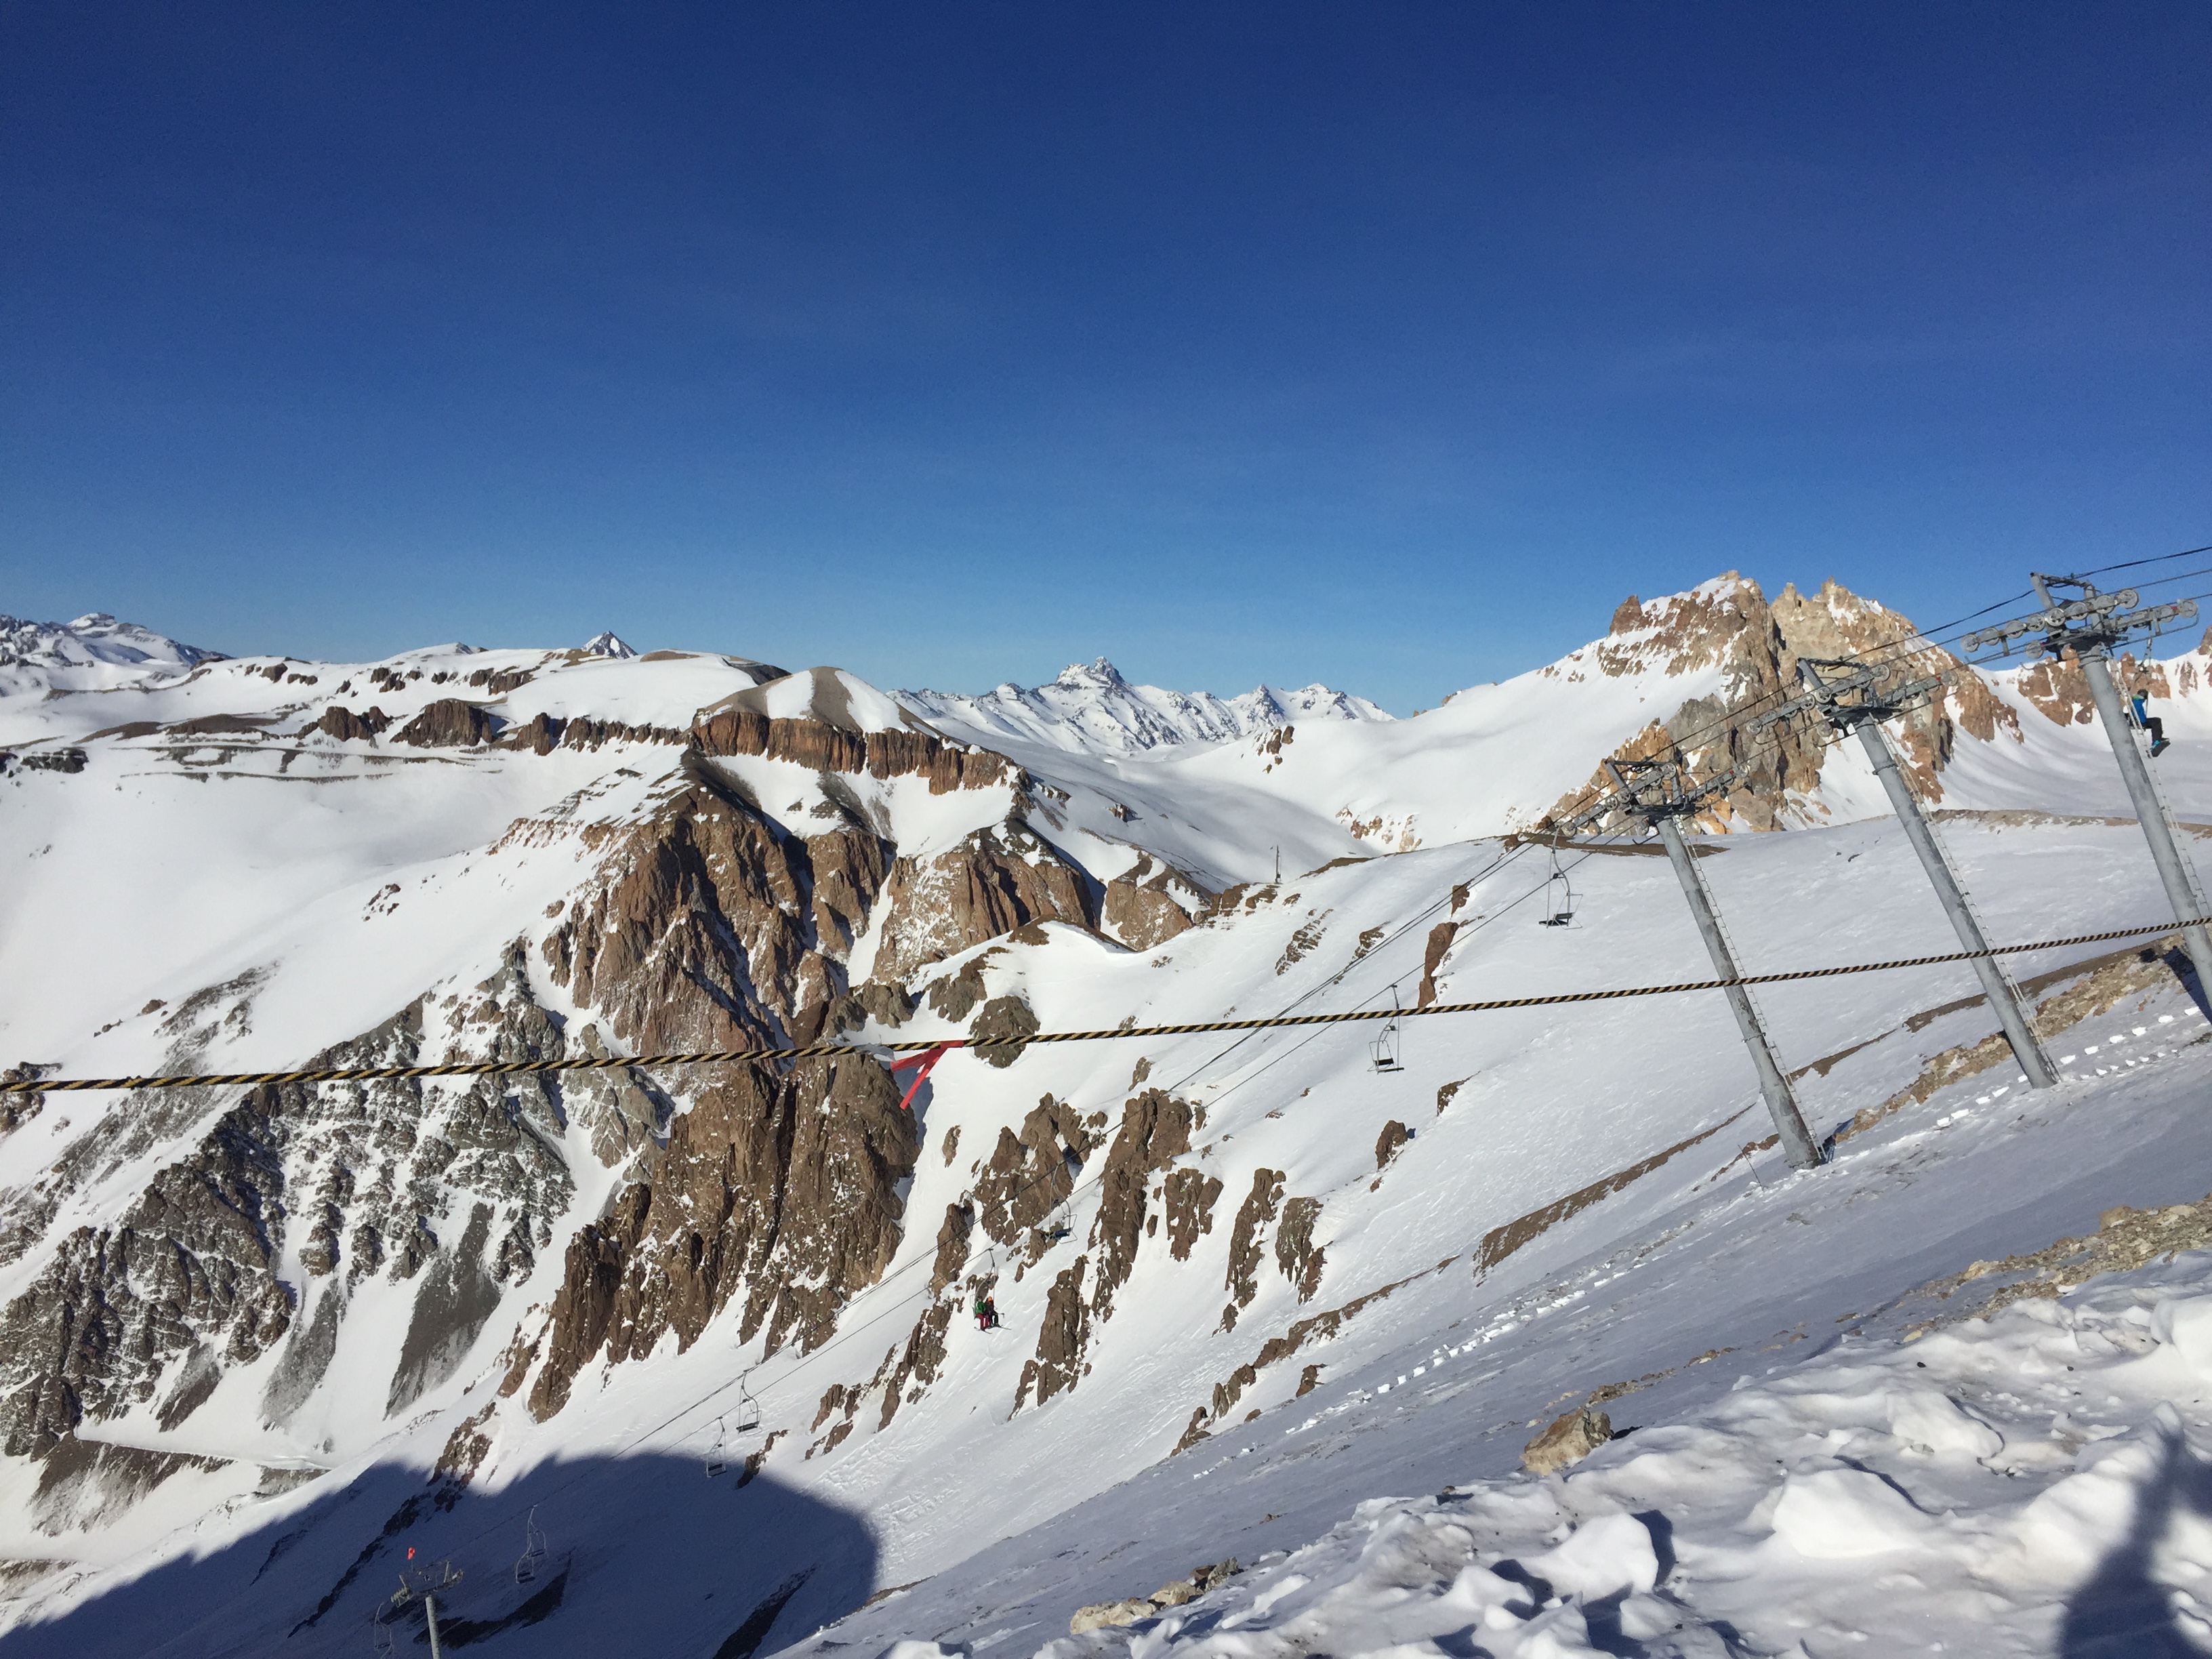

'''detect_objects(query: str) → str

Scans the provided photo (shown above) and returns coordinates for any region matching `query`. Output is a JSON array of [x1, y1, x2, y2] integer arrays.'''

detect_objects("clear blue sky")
[[3, 3, 2206, 710]]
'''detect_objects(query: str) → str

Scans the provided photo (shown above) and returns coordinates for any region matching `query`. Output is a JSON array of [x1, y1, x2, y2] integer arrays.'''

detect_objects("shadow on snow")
[[2062, 1416, 2212, 1658], [0, 1450, 878, 1659]]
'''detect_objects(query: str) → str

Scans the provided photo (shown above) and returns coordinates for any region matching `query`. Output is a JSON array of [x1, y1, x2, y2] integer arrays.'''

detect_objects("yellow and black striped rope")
[[6, 914, 2201, 1094]]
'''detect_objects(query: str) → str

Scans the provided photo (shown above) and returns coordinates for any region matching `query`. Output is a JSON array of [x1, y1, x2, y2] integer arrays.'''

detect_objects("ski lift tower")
[[1961, 577, 2211, 993], [1750, 657, 2057, 1090], [1555, 758, 1826, 1170]]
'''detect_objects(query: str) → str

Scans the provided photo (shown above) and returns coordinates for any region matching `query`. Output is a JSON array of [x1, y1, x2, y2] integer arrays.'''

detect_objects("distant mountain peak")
[[582, 631, 638, 659], [1056, 657, 1129, 690], [900, 661, 1390, 758], [0, 610, 222, 695]]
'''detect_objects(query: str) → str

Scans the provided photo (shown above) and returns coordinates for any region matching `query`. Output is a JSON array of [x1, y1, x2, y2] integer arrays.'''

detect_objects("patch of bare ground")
[[1898, 1193, 2212, 1338], [1470, 1112, 1744, 1282], [1840, 937, 2202, 1142], [1174, 1258, 1460, 1452]]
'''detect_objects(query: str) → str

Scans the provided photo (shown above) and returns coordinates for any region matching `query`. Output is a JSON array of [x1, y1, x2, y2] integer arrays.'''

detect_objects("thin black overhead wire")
[[2075, 542, 2212, 579], [1158, 836, 1544, 1098], [1170, 830, 1640, 1113]]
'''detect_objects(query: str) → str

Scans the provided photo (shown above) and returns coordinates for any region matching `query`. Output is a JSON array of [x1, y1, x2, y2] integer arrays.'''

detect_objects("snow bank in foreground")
[[999, 1248, 2212, 1658]]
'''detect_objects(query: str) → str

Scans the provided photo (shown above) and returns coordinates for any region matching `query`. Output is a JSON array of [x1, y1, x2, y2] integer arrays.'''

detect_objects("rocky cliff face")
[[0, 945, 583, 1456], [523, 1054, 917, 1418], [1548, 575, 2021, 828]]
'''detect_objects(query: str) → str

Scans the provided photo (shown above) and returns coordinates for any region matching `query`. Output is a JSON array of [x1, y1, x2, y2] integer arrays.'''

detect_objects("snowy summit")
[[901, 656, 1392, 758], [0, 610, 222, 697]]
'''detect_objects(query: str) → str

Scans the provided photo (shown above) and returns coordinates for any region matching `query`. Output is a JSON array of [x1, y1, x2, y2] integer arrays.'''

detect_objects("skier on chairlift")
[[973, 1290, 1000, 1331], [2133, 691, 2171, 758]]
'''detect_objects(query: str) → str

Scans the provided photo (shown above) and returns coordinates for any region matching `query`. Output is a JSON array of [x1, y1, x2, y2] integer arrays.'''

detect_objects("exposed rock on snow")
[[1068, 1560, 1241, 1633], [872, 825, 1096, 985], [581, 632, 638, 659], [1520, 1403, 1612, 1473], [394, 697, 502, 748]]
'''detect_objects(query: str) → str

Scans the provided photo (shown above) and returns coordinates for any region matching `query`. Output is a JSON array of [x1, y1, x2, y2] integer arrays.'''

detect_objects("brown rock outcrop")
[[1163, 1169, 1223, 1261], [1418, 922, 1458, 1008], [1088, 1090, 1197, 1317], [690, 700, 1017, 794], [872, 822, 1097, 985], [1374, 1120, 1410, 1170], [1222, 1168, 1285, 1321], [394, 699, 501, 748], [527, 1055, 916, 1419], [1523, 1404, 1612, 1473], [1099, 854, 1203, 949], [542, 756, 889, 1052], [930, 1204, 974, 1295], [972, 1097, 1095, 1262], [506, 712, 561, 754], [559, 717, 687, 750], [1015, 1256, 1091, 1410], [1548, 574, 2022, 830], [312, 705, 390, 741], [970, 995, 1040, 1068], [1273, 1195, 1324, 1302], [876, 1296, 956, 1429]]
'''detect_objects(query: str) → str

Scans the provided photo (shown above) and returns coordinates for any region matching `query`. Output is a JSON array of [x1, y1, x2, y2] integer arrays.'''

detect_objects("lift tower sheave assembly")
[[1555, 758, 1827, 1171], [1751, 656, 2057, 1090], [1963, 576, 2211, 995]]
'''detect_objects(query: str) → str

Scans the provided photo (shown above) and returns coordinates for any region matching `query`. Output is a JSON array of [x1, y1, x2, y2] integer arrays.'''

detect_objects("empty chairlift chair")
[[1370, 989, 1406, 1073], [1538, 848, 1575, 927], [515, 1507, 548, 1587]]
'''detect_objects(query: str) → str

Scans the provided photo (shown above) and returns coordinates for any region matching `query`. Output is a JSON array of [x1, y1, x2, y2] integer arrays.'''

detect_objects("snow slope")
[[3, 579, 2212, 1659]]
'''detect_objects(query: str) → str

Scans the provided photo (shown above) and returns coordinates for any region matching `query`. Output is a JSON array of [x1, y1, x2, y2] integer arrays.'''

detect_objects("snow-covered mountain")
[[3, 575, 2211, 1658], [0, 611, 223, 696], [899, 657, 1392, 759]]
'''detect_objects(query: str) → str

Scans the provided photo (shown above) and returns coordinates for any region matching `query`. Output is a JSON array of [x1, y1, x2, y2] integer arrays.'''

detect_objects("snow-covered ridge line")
[[0, 611, 223, 697], [900, 657, 1392, 759]]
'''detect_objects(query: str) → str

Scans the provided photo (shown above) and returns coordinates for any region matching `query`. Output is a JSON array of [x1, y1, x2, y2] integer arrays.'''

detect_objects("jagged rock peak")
[[581, 631, 638, 659]]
